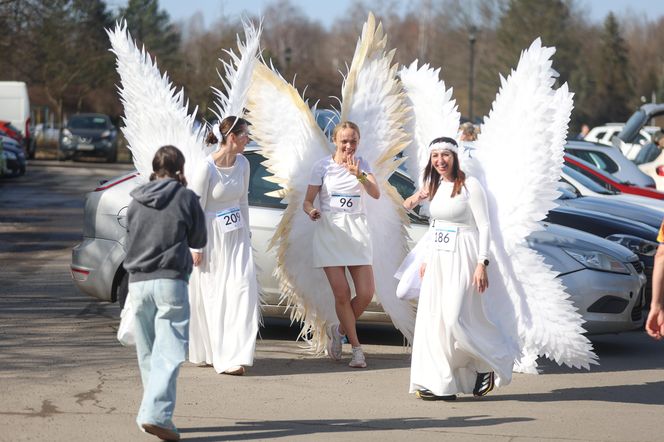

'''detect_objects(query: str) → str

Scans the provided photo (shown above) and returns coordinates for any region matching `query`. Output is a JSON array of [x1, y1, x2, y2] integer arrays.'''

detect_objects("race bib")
[[432, 224, 458, 252], [330, 193, 361, 213], [216, 207, 244, 233]]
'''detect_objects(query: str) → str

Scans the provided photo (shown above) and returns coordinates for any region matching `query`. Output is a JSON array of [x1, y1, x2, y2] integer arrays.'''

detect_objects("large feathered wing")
[[211, 19, 262, 121], [475, 38, 597, 371], [339, 13, 416, 342], [246, 62, 336, 351], [398, 61, 460, 187], [107, 21, 206, 182]]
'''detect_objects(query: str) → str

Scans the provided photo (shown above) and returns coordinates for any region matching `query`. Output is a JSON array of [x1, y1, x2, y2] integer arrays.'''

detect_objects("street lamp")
[[468, 26, 477, 123]]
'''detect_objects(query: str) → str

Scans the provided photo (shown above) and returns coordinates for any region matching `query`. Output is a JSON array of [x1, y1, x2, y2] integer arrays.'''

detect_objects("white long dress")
[[409, 176, 515, 396], [188, 154, 259, 373]]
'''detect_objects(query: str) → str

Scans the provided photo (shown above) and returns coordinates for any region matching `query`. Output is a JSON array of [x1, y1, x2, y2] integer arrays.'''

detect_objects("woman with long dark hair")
[[405, 137, 514, 401], [188, 116, 259, 376]]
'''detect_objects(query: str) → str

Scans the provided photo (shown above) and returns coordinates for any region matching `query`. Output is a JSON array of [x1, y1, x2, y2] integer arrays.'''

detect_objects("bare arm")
[[303, 185, 322, 220], [646, 244, 664, 339]]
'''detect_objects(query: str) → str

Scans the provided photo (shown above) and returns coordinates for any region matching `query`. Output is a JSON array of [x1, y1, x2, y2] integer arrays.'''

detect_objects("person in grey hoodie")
[[123, 145, 207, 442]]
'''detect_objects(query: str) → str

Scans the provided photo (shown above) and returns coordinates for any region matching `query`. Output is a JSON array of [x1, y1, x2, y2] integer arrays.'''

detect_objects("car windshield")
[[562, 166, 616, 195], [68, 116, 109, 130]]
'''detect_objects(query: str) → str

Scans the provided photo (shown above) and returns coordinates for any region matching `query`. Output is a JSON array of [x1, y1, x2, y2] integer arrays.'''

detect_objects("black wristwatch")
[[480, 259, 489, 267]]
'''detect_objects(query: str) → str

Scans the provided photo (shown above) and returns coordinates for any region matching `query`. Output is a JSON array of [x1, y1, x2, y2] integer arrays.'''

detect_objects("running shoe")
[[348, 346, 367, 368]]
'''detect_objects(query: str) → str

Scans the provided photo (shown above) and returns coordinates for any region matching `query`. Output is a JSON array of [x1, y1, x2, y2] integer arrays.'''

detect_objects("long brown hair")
[[205, 116, 250, 145], [423, 137, 466, 199], [150, 145, 187, 186]]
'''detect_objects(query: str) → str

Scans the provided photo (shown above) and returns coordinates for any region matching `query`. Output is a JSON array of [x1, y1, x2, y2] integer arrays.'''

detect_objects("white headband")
[[212, 116, 241, 143], [429, 141, 458, 153]]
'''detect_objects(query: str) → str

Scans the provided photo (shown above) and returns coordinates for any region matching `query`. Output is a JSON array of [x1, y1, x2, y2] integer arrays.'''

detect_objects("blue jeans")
[[129, 278, 189, 433]]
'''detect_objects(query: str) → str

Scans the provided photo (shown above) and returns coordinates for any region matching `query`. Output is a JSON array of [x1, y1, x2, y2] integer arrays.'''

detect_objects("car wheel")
[[116, 271, 129, 309]]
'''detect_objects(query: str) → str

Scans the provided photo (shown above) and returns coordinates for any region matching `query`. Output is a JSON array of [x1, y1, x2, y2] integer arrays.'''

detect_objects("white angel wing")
[[107, 21, 206, 182], [339, 13, 416, 342], [246, 61, 336, 351], [211, 19, 262, 121], [476, 38, 597, 370], [398, 61, 460, 187]]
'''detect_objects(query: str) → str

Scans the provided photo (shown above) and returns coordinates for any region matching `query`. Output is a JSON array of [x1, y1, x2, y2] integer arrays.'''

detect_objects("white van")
[[0, 81, 33, 158]]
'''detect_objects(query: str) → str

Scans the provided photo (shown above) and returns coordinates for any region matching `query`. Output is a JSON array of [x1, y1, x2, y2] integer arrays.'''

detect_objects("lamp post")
[[468, 26, 477, 123]]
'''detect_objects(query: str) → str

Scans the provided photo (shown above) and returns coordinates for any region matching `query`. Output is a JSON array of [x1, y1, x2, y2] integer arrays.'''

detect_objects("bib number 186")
[[432, 225, 458, 252]]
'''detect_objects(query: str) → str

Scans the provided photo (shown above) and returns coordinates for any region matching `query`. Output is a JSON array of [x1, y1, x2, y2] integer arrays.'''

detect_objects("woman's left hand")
[[473, 264, 489, 294], [345, 155, 360, 177]]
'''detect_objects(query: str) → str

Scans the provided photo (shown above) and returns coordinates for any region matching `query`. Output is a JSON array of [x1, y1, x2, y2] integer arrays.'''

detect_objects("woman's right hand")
[[192, 251, 203, 267], [308, 208, 321, 221], [419, 263, 426, 279]]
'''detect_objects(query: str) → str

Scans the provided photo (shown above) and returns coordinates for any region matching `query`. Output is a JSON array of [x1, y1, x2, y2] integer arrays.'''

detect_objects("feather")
[[340, 12, 416, 342], [211, 19, 262, 121], [399, 61, 460, 187], [107, 20, 206, 182], [476, 38, 597, 370], [246, 62, 335, 351], [247, 13, 416, 350]]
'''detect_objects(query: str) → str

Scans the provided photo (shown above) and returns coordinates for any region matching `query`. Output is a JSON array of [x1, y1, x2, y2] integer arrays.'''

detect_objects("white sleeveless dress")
[[188, 154, 259, 373]]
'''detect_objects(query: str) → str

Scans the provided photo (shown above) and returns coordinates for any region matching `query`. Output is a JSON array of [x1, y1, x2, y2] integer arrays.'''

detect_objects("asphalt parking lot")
[[0, 161, 662, 442]]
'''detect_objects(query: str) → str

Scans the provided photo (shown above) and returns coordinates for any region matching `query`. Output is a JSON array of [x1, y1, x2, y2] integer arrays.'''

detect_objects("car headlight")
[[562, 247, 631, 274], [100, 130, 111, 138], [62, 128, 72, 137], [2, 151, 17, 160], [605, 234, 658, 257]]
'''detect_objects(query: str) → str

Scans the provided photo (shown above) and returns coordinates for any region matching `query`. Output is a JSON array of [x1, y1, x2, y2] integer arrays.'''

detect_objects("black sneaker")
[[473, 372, 495, 397], [415, 389, 457, 401]]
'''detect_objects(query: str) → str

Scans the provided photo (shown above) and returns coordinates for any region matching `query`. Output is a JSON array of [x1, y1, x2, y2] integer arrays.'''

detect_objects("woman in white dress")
[[303, 121, 380, 368], [188, 116, 259, 375], [404, 136, 514, 400]]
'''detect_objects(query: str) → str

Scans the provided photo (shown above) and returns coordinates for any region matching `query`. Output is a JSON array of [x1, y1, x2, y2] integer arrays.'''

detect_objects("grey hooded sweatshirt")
[[123, 178, 207, 283]]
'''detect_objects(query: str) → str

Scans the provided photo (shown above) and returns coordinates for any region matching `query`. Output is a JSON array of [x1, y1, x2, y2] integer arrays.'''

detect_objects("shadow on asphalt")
[[178, 415, 534, 441]]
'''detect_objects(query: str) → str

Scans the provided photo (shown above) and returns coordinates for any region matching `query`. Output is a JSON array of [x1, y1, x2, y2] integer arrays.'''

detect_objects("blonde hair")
[[331, 121, 360, 141]]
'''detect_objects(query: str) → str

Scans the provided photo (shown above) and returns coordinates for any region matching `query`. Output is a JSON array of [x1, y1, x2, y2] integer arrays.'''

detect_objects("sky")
[[110, 0, 664, 29]]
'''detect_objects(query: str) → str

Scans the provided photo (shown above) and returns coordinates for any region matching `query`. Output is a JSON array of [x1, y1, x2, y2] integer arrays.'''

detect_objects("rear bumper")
[[71, 237, 125, 302]]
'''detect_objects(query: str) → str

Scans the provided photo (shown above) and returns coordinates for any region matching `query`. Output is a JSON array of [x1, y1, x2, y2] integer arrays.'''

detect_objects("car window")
[[246, 152, 287, 209], [594, 131, 606, 140], [565, 162, 620, 193], [562, 166, 615, 195], [387, 172, 429, 224], [566, 149, 618, 174], [68, 116, 110, 130]]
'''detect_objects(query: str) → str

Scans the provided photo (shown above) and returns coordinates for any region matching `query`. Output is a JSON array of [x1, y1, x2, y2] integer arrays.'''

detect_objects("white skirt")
[[188, 212, 259, 373], [312, 212, 373, 268], [409, 226, 514, 396]]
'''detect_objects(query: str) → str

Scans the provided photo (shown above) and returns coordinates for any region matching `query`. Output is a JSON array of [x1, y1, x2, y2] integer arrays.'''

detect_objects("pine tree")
[[593, 13, 633, 124]]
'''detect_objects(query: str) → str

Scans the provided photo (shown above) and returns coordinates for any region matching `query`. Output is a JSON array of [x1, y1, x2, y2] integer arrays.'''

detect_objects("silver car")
[[71, 149, 646, 333]]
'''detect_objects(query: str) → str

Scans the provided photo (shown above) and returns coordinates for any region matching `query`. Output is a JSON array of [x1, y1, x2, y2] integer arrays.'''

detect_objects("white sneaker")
[[326, 323, 343, 360], [349, 346, 367, 368]]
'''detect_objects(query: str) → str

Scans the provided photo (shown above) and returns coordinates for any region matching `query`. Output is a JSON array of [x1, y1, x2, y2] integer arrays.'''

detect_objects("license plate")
[[77, 143, 94, 151]]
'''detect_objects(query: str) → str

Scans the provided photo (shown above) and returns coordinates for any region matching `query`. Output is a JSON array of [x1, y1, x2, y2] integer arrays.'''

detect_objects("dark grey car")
[[58, 113, 118, 162]]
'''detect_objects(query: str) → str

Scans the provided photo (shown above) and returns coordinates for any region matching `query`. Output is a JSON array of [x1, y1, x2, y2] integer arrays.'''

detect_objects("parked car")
[[564, 139, 655, 188], [565, 154, 664, 200], [585, 123, 658, 159], [0, 121, 24, 145], [561, 164, 664, 213], [0, 135, 26, 177], [550, 190, 658, 302], [0, 81, 34, 159], [71, 148, 645, 334], [58, 113, 118, 162]]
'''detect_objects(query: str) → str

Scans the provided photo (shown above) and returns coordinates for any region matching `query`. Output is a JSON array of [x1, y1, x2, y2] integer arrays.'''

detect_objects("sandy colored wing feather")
[[476, 38, 597, 371], [107, 21, 206, 182], [339, 13, 416, 341], [246, 62, 336, 351]]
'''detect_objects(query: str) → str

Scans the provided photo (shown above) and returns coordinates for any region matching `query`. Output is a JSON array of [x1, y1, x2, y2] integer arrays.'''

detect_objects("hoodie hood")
[[130, 178, 182, 209]]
